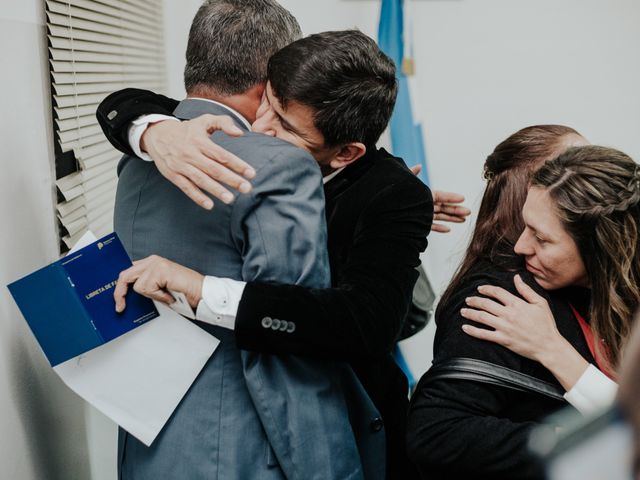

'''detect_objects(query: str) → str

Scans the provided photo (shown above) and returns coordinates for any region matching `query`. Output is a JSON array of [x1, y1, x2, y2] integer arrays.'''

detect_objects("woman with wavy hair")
[[407, 137, 639, 478], [463, 146, 640, 379]]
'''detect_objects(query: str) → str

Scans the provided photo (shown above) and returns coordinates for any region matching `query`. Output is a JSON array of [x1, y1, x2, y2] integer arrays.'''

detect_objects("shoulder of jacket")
[[213, 132, 318, 175], [368, 154, 431, 199]]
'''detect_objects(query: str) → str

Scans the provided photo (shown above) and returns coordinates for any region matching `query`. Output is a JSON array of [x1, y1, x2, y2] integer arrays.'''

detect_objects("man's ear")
[[329, 142, 367, 170], [247, 83, 266, 103]]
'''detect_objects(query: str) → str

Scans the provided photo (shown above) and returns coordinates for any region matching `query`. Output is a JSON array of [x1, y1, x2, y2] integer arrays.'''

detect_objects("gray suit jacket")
[[114, 99, 384, 480]]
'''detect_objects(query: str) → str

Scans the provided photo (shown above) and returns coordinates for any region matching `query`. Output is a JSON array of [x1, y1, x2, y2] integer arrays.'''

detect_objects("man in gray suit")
[[113, 1, 383, 479]]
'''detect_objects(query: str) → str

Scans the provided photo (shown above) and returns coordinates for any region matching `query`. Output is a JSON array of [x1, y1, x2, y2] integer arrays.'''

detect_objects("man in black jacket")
[[102, 33, 435, 479]]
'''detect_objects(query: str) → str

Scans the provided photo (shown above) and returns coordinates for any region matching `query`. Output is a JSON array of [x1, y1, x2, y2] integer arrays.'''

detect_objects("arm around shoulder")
[[230, 143, 329, 289], [236, 176, 433, 360]]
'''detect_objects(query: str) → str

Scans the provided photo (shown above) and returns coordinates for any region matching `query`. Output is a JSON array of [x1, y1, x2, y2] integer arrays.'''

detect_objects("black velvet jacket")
[[97, 89, 434, 479], [407, 259, 594, 480]]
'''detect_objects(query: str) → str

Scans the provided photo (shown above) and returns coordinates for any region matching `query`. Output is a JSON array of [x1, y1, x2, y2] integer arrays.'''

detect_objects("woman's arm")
[[565, 364, 618, 414], [407, 377, 548, 479], [462, 274, 617, 409]]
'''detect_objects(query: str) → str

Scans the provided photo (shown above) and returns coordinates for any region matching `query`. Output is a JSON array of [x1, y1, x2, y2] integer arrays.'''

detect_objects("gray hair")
[[184, 0, 302, 96]]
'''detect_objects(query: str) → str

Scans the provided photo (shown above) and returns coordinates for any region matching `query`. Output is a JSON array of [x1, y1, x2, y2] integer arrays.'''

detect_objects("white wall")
[[389, 0, 640, 376], [0, 3, 94, 480], [1, 3, 119, 479]]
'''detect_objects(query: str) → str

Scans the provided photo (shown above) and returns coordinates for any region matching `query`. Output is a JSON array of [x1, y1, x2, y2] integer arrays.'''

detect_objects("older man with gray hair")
[[112, 1, 382, 479]]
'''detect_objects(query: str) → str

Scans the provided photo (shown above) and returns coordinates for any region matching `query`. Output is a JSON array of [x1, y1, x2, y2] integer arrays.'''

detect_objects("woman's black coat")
[[407, 260, 594, 480]]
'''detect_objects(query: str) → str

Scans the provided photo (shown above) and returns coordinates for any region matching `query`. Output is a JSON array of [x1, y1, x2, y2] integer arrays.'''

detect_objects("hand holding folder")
[[7, 232, 219, 446], [8, 233, 158, 366]]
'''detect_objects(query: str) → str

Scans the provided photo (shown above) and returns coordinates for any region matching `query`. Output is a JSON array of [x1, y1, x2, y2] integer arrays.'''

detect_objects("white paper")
[[54, 232, 219, 446], [168, 290, 196, 319], [54, 301, 217, 446], [68, 230, 99, 253]]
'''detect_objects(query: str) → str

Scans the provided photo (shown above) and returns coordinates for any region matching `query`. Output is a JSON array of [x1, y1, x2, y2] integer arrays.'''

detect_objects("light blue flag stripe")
[[378, 0, 430, 185], [393, 344, 415, 393], [379, 0, 428, 390]]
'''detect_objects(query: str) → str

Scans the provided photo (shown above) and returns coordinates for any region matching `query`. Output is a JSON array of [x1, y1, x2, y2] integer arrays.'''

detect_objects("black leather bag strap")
[[425, 357, 566, 402]]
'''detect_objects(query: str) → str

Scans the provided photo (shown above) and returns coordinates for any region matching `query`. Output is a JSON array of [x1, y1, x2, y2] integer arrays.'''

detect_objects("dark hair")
[[533, 146, 640, 372], [184, 0, 301, 96], [267, 30, 398, 147], [439, 125, 583, 310]]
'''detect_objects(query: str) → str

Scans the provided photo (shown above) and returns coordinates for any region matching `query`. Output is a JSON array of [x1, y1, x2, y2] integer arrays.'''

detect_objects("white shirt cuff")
[[564, 364, 618, 415], [194, 276, 246, 330], [127, 114, 179, 161]]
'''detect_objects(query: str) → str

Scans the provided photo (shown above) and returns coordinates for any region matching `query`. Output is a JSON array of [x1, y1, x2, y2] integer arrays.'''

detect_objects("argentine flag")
[[378, 0, 430, 389], [378, 0, 429, 185]]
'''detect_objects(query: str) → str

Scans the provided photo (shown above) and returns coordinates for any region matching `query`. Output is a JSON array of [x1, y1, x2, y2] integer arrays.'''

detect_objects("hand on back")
[[409, 164, 471, 233], [460, 274, 563, 362], [141, 115, 256, 209]]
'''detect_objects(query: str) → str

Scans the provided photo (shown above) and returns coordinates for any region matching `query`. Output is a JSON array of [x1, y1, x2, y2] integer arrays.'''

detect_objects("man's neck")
[[187, 84, 264, 124], [185, 97, 251, 130]]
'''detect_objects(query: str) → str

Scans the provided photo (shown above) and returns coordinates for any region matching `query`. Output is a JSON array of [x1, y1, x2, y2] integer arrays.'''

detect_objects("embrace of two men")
[[98, 1, 444, 479]]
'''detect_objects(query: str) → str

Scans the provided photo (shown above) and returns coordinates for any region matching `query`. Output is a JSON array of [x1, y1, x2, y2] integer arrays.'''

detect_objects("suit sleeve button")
[[261, 317, 273, 329], [286, 322, 296, 333], [279, 320, 288, 331], [271, 318, 281, 330], [370, 417, 384, 433]]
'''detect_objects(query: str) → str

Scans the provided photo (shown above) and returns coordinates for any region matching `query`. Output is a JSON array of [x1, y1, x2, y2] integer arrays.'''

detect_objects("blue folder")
[[8, 233, 158, 366]]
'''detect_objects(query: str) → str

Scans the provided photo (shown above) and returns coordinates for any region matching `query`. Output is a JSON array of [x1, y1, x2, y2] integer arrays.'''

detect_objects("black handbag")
[[398, 262, 436, 341]]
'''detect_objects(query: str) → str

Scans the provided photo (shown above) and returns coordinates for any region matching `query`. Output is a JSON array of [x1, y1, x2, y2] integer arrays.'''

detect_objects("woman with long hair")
[[407, 135, 639, 478], [461, 145, 640, 385]]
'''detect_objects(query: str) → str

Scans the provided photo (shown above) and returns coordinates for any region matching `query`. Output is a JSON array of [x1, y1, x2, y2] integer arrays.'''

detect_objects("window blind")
[[46, 0, 167, 251]]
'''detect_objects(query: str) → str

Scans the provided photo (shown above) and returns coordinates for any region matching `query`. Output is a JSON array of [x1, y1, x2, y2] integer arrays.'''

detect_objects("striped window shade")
[[46, 0, 167, 252]]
